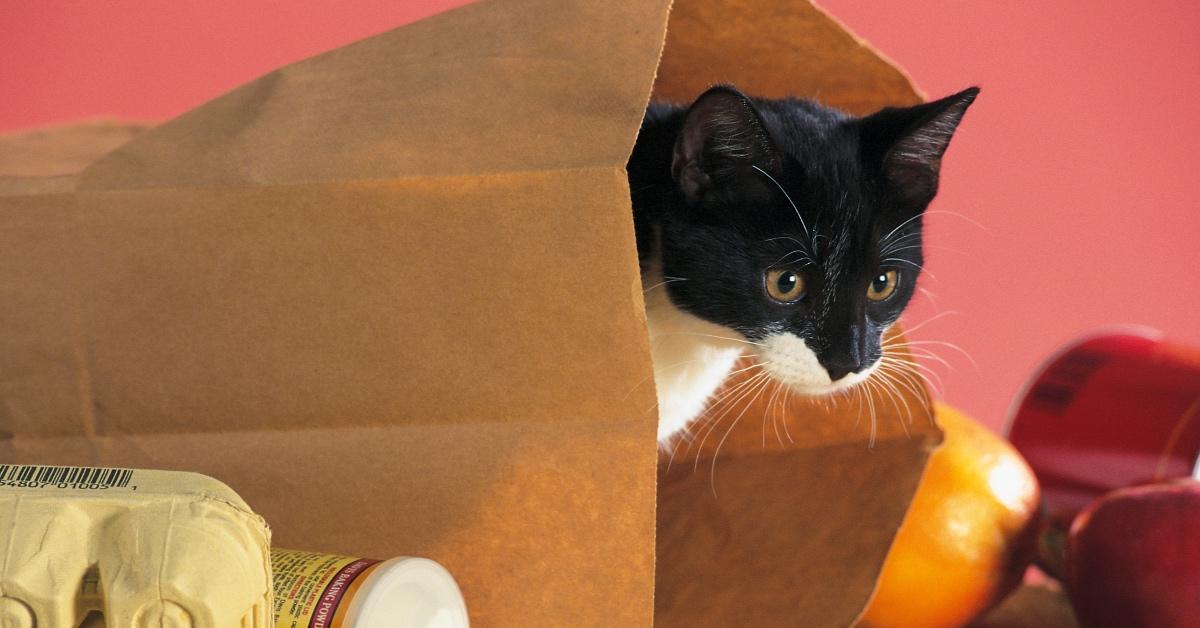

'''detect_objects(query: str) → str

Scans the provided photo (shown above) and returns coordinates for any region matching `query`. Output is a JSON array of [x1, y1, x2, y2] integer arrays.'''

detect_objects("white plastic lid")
[[343, 557, 469, 628]]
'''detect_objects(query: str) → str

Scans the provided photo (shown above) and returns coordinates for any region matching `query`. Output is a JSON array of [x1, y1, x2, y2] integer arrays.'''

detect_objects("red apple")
[[1065, 479, 1200, 628]]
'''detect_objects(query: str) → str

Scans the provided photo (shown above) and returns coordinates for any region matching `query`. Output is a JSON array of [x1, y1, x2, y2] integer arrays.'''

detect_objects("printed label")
[[0, 464, 136, 490], [271, 548, 381, 628], [1025, 348, 1108, 417]]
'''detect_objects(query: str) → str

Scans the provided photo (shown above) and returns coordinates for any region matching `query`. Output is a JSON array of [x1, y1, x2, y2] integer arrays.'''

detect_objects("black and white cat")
[[628, 85, 978, 444]]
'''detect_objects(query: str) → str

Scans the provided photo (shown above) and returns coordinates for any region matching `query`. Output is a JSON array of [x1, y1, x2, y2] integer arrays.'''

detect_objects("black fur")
[[628, 85, 978, 381]]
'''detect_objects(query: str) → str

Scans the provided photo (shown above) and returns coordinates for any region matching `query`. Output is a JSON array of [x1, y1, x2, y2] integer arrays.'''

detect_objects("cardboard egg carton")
[[0, 465, 270, 627]]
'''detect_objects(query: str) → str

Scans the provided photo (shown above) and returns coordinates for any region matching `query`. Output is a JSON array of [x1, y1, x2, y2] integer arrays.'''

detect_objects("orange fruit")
[[857, 403, 1042, 627]]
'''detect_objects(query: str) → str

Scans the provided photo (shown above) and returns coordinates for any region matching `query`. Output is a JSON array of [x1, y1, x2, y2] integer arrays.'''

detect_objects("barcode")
[[0, 464, 134, 489]]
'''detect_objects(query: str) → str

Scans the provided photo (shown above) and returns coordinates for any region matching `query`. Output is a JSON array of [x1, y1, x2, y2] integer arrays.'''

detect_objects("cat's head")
[[661, 85, 978, 393]]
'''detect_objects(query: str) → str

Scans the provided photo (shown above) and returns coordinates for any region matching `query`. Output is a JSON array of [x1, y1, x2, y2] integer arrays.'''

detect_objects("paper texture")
[[0, 120, 146, 178], [654, 0, 924, 111], [0, 0, 935, 625]]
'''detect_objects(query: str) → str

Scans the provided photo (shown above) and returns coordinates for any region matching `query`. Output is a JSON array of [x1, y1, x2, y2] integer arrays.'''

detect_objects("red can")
[[1006, 327, 1200, 528]]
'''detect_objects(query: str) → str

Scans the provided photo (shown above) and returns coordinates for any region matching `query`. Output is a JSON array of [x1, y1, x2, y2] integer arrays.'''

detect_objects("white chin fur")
[[755, 331, 878, 394], [644, 269, 746, 444]]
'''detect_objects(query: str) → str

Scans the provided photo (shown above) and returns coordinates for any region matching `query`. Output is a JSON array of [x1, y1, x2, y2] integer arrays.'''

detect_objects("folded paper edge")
[[810, 0, 927, 103]]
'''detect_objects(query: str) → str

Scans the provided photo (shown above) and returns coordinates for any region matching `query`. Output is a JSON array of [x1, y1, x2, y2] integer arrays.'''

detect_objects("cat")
[[627, 85, 978, 445]]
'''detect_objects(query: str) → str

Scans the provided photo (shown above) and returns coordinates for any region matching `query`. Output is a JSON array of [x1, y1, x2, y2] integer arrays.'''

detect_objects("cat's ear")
[[860, 87, 979, 208], [672, 85, 781, 203]]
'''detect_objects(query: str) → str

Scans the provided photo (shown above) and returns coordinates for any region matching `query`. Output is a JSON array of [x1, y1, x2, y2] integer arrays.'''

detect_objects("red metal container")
[[1006, 327, 1200, 527]]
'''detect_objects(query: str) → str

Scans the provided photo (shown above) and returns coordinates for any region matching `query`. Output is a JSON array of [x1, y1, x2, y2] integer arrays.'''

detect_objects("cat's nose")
[[821, 326, 868, 382], [822, 356, 864, 382]]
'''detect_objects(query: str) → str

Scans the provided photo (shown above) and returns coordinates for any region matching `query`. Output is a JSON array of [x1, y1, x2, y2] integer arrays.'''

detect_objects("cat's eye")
[[867, 269, 900, 301], [765, 269, 806, 303]]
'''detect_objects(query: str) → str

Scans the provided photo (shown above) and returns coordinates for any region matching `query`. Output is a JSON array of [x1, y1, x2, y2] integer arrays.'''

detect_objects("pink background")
[[3, 0, 1198, 432]]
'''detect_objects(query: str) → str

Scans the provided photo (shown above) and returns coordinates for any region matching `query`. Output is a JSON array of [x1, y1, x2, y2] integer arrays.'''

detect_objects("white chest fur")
[[642, 269, 745, 444]]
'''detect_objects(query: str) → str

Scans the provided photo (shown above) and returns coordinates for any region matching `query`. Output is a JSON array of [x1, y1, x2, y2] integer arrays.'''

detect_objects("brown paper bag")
[[0, 0, 939, 625]]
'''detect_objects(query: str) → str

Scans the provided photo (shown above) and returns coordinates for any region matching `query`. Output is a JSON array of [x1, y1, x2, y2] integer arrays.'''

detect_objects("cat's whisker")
[[879, 357, 945, 399], [664, 426, 692, 472], [763, 379, 786, 448], [895, 309, 960, 335], [878, 212, 927, 247], [878, 244, 924, 256], [873, 362, 936, 427], [709, 373, 774, 495], [848, 378, 862, 428], [884, 344, 955, 371], [864, 376, 879, 449], [851, 379, 866, 433], [704, 365, 767, 410], [857, 377, 874, 441], [874, 372, 911, 432], [901, 348, 960, 374], [691, 369, 767, 445], [683, 366, 769, 434], [878, 234, 923, 256], [764, 236, 806, 246], [625, 357, 706, 403], [882, 240, 922, 256], [664, 402, 714, 469], [664, 441, 681, 471], [874, 355, 932, 413], [877, 351, 924, 372], [882, 229, 922, 242], [873, 377, 893, 444], [693, 371, 770, 473], [701, 385, 759, 432], [881, 257, 925, 268], [651, 332, 766, 347], [751, 164, 812, 243], [766, 249, 815, 269], [882, 230, 922, 247], [673, 409, 719, 461], [638, 357, 767, 423], [881, 257, 935, 279], [925, 209, 990, 232], [641, 276, 689, 293], [895, 339, 978, 369], [812, 231, 829, 258], [891, 373, 921, 432], [864, 377, 892, 434], [904, 369, 937, 426], [707, 368, 769, 423], [680, 361, 764, 407], [761, 379, 775, 448], [884, 336, 977, 403], [870, 367, 916, 436], [879, 352, 942, 380], [780, 387, 795, 444], [668, 402, 718, 462], [761, 394, 772, 449], [771, 381, 789, 447], [708, 367, 768, 418], [725, 361, 766, 379]]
